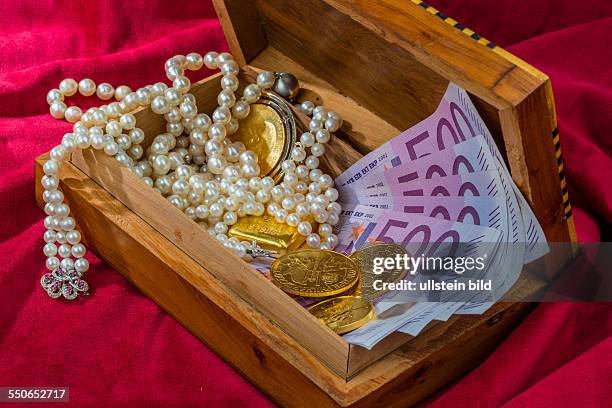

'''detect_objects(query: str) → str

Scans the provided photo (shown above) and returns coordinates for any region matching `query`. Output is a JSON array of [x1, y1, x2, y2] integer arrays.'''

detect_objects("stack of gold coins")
[[271, 249, 374, 334], [271, 243, 410, 334]]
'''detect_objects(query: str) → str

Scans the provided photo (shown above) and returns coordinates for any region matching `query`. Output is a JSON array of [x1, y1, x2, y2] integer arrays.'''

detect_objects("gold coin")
[[308, 296, 375, 334], [230, 102, 286, 178], [349, 243, 408, 301], [271, 249, 359, 297]]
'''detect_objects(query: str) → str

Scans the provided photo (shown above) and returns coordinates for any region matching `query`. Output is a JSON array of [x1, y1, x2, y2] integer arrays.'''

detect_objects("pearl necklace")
[[40, 52, 342, 300]]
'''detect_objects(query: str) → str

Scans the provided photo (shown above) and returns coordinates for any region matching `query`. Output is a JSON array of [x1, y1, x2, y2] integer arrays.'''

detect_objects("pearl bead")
[[151, 96, 170, 114], [319, 223, 333, 237], [136, 88, 151, 105], [311, 143, 325, 157], [43, 243, 58, 257], [297, 221, 312, 236], [46, 89, 63, 105], [203, 51, 219, 69], [256, 71, 275, 89], [44, 229, 57, 243], [114, 85, 131, 101], [96, 83, 115, 100], [173, 76, 191, 94], [327, 212, 340, 225], [56, 231, 67, 244], [300, 101, 314, 115], [74, 258, 89, 273], [305, 155, 319, 170], [299, 132, 315, 147], [243, 84, 261, 103], [43, 160, 60, 175], [41, 175, 59, 191], [232, 100, 250, 119], [290, 146, 306, 162], [59, 79, 78, 96], [212, 106, 231, 124], [66, 230, 81, 245], [46, 256, 60, 271], [319, 174, 333, 188], [186, 52, 203, 70], [220, 60, 239, 76], [286, 213, 300, 227], [309, 119, 323, 132], [325, 187, 339, 202], [208, 123, 226, 141], [64, 106, 82, 123], [325, 117, 341, 132], [306, 233, 321, 248], [78, 79, 96, 96], [50, 101, 67, 119], [315, 129, 331, 143]]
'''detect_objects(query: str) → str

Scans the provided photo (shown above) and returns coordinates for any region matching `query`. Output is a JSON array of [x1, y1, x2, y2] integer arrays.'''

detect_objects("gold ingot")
[[349, 243, 409, 301], [308, 296, 375, 334], [228, 215, 305, 253], [271, 249, 359, 297], [230, 91, 298, 182]]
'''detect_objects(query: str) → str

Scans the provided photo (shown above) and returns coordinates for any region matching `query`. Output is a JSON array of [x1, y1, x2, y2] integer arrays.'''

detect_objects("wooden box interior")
[[35, 0, 577, 406]]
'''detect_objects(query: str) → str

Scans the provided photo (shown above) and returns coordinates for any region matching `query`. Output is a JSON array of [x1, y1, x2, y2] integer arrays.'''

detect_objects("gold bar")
[[228, 215, 306, 253]]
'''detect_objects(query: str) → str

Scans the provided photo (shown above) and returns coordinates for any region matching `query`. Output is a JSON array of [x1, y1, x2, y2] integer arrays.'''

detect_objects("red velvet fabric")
[[0, 1, 610, 407]]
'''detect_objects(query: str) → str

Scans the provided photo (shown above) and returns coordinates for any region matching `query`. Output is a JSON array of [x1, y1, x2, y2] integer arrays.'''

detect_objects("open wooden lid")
[[212, 0, 575, 244]]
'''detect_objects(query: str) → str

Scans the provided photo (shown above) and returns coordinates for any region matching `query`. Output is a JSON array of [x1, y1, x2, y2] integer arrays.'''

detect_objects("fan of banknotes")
[[332, 83, 549, 349]]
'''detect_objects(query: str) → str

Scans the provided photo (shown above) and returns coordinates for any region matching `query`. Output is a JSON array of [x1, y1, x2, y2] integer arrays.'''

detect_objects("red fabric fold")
[[0, 0, 610, 406]]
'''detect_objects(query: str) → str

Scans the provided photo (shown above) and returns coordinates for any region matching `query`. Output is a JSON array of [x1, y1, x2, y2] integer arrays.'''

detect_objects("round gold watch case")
[[230, 90, 298, 182]]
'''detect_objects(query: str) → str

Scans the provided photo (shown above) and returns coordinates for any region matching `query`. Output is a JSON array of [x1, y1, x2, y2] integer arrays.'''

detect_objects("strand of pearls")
[[41, 51, 342, 300]]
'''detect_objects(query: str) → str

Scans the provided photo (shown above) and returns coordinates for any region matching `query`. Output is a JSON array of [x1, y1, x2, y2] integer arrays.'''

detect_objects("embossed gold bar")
[[228, 215, 305, 253]]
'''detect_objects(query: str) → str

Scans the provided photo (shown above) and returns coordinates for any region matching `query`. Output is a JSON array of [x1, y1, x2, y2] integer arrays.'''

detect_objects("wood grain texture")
[[35, 154, 539, 407], [212, 0, 268, 66]]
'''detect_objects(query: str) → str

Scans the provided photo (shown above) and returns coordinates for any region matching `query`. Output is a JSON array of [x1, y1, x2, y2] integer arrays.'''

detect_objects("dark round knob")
[[273, 72, 300, 100]]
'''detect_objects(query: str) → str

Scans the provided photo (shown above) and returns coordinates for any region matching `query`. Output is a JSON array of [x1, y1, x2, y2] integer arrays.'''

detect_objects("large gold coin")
[[230, 102, 286, 179], [349, 243, 408, 301], [308, 296, 375, 334], [271, 250, 359, 297]]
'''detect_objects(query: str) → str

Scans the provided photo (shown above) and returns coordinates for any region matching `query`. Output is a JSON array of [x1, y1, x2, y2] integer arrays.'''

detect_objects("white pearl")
[[186, 52, 203, 70], [46, 256, 60, 271], [220, 60, 239, 76], [243, 84, 261, 103], [208, 123, 226, 141], [217, 89, 236, 108], [327, 212, 340, 225], [296, 165, 309, 179], [232, 100, 250, 119], [96, 83, 115, 100], [297, 221, 312, 236], [43, 160, 60, 175], [50, 145, 66, 161], [151, 96, 170, 114], [129, 128, 145, 144], [58, 244, 72, 258], [49, 101, 67, 119], [286, 213, 300, 227], [309, 119, 323, 132], [203, 51, 219, 69], [104, 142, 119, 156], [261, 177, 275, 191], [315, 129, 331, 143], [226, 118, 239, 135], [74, 258, 90, 273], [46, 89, 63, 105], [275, 208, 288, 223], [44, 230, 57, 243], [61, 257, 75, 271], [41, 175, 59, 191], [299, 132, 315, 147], [136, 88, 151, 105], [78, 78, 96, 96], [43, 243, 58, 257], [64, 106, 82, 123], [319, 174, 333, 188], [311, 143, 325, 157], [300, 100, 314, 115], [305, 155, 319, 170], [295, 203, 309, 217], [212, 106, 231, 124], [114, 85, 132, 101], [290, 146, 306, 162], [325, 118, 340, 132], [319, 223, 333, 237], [59, 79, 78, 96], [173, 76, 191, 94], [55, 231, 67, 244], [66, 230, 81, 245], [256, 71, 275, 89], [325, 187, 339, 202], [306, 233, 321, 248], [207, 156, 226, 174]]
